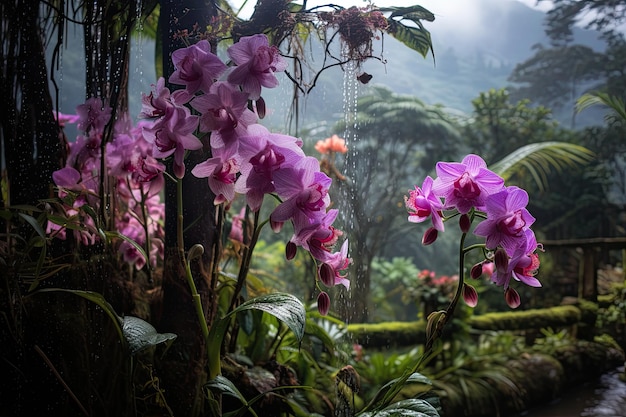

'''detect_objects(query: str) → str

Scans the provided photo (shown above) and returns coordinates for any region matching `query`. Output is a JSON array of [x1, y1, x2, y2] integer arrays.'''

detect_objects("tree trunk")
[[154, 1, 220, 415], [1, 0, 61, 207]]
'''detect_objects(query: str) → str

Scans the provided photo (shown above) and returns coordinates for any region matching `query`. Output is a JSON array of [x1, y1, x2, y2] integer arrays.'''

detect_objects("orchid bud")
[[459, 213, 471, 233], [270, 218, 284, 233], [470, 262, 484, 279], [463, 283, 478, 307], [256, 97, 267, 119], [317, 291, 331, 316], [505, 287, 521, 309], [174, 161, 185, 179], [285, 241, 297, 260], [319, 263, 335, 287], [422, 227, 438, 246], [494, 248, 509, 273], [187, 244, 205, 261]]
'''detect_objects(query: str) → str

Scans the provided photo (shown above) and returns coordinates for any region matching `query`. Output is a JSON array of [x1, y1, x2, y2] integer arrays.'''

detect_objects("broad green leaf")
[[386, 19, 432, 59], [206, 293, 305, 379], [363, 370, 436, 413], [358, 398, 440, 417], [122, 316, 177, 354], [304, 320, 337, 354], [379, 5, 436, 21], [231, 293, 306, 342], [206, 375, 248, 401]]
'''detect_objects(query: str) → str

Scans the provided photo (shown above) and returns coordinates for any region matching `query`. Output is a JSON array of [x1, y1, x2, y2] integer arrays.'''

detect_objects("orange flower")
[[315, 134, 348, 155]]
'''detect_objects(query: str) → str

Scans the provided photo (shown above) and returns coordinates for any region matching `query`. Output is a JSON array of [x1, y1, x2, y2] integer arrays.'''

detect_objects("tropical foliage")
[[1, 0, 625, 416]]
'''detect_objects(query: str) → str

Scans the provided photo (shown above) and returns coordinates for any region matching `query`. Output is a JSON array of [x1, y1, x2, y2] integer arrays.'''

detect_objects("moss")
[[346, 321, 427, 348], [598, 293, 615, 307], [468, 305, 581, 331], [347, 302, 603, 349]]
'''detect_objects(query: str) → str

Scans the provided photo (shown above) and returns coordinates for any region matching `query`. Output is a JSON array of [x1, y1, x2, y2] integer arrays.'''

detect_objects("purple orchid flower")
[[432, 154, 504, 214], [75, 97, 112, 134], [473, 186, 536, 255], [169, 39, 227, 97], [235, 124, 305, 211], [270, 156, 332, 232], [227, 34, 288, 100], [139, 77, 175, 119], [405, 176, 445, 231], [490, 228, 542, 290], [190, 81, 257, 152], [142, 105, 201, 178], [191, 146, 240, 205], [318, 240, 351, 290]]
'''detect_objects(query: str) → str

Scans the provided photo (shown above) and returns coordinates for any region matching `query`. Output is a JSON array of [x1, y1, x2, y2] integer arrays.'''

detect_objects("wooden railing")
[[541, 237, 626, 302]]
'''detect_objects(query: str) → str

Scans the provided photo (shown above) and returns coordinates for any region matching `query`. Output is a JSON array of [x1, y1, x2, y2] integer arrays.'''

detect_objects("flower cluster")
[[50, 100, 166, 270], [50, 34, 350, 313], [405, 154, 542, 308], [316, 134, 348, 181], [315, 134, 348, 155]]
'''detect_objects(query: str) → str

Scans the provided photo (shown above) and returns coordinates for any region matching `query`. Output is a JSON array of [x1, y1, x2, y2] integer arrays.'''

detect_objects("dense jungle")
[[1, 0, 625, 416]]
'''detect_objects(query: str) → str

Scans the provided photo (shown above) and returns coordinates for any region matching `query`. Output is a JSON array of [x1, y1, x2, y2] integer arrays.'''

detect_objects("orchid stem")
[[176, 178, 209, 342]]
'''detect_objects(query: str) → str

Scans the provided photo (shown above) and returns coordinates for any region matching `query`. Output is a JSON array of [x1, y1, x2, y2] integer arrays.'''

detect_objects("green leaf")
[[31, 289, 125, 345], [358, 398, 440, 417], [577, 91, 626, 122], [206, 375, 248, 401], [379, 5, 436, 22], [27, 242, 47, 292], [231, 293, 306, 341], [18, 212, 45, 238], [104, 230, 149, 265], [490, 141, 595, 191], [206, 293, 306, 379], [386, 19, 433, 59], [122, 316, 177, 354]]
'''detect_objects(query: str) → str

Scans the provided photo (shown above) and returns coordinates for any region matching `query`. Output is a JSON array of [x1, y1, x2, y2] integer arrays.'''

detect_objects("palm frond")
[[490, 142, 595, 191], [576, 91, 626, 122]]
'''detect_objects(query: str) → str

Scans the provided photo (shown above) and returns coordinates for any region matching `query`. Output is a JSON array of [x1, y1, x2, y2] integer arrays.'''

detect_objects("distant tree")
[[508, 44, 604, 115], [329, 85, 460, 322], [461, 88, 558, 163], [542, 0, 626, 44], [509, 0, 626, 127]]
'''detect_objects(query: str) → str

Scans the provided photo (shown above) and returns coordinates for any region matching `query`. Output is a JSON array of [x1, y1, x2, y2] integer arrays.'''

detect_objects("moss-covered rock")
[[468, 305, 581, 331], [347, 320, 428, 348], [346, 303, 599, 349]]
